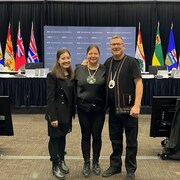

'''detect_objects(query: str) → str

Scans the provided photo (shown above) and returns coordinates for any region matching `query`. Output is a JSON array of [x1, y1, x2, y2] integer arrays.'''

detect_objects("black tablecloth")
[[142, 78, 180, 106], [0, 78, 47, 107], [0, 77, 180, 107]]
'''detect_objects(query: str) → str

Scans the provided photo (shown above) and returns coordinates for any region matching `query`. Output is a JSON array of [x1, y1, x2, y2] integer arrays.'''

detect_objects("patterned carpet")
[[0, 114, 180, 180]]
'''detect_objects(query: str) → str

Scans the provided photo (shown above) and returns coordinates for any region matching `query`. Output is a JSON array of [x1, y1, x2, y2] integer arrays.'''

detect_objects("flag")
[[152, 22, 164, 66], [27, 22, 39, 63], [178, 55, 180, 70], [4, 23, 15, 71], [0, 42, 3, 66], [165, 23, 177, 71], [135, 22, 146, 72], [15, 22, 26, 71]]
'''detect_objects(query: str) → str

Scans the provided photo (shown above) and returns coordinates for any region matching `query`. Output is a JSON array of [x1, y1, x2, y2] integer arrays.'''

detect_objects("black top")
[[65, 75, 74, 111], [108, 59, 124, 107], [75, 64, 106, 106], [104, 55, 141, 109]]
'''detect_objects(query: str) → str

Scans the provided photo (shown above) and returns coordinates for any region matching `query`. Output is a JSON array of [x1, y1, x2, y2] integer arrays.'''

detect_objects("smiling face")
[[86, 46, 100, 67], [58, 51, 71, 69], [110, 36, 125, 60]]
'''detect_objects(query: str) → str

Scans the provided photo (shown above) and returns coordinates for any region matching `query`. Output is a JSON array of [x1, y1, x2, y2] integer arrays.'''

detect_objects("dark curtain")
[[156, 2, 180, 59], [0, 1, 180, 70], [0, 2, 44, 62], [45, 1, 162, 68]]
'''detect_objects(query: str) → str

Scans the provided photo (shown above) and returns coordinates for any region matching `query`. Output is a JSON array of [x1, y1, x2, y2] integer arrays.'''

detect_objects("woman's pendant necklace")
[[87, 64, 99, 84], [87, 75, 96, 84]]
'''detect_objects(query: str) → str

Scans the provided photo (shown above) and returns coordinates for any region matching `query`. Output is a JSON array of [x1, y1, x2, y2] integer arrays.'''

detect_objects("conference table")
[[0, 77, 180, 108]]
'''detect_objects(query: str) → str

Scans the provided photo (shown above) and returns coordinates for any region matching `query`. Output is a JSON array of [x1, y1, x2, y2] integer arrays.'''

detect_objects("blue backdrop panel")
[[44, 26, 136, 69]]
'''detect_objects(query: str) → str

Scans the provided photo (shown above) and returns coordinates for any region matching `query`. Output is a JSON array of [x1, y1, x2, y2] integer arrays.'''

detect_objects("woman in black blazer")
[[45, 48, 75, 180]]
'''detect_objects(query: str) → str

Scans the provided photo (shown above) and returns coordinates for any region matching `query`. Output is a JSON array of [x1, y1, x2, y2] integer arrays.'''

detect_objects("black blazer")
[[45, 72, 75, 124]]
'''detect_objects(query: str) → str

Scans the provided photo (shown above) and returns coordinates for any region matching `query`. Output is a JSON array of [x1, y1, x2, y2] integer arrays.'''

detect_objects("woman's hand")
[[51, 120, 58, 127]]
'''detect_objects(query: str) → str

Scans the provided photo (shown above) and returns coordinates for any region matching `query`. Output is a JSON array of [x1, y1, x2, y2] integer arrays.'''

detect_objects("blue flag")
[[27, 22, 39, 63], [165, 24, 177, 71]]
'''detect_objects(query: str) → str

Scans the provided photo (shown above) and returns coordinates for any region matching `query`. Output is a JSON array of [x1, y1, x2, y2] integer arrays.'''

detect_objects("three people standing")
[[45, 35, 143, 180]]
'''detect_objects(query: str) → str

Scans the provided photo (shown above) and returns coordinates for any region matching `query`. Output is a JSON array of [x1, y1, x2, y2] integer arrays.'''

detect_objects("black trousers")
[[48, 136, 66, 163], [109, 109, 138, 173], [77, 107, 105, 163]]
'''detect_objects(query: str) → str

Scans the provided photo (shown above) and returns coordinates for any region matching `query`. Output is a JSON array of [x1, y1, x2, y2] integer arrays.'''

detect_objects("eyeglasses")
[[110, 43, 124, 47]]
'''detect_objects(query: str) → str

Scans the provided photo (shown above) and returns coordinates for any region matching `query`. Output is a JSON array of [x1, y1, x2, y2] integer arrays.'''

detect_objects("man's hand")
[[130, 105, 140, 118], [81, 59, 88, 66]]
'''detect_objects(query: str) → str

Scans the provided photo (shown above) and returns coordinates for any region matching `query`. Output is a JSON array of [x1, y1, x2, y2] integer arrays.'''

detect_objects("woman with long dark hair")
[[75, 45, 106, 178], [45, 48, 75, 179]]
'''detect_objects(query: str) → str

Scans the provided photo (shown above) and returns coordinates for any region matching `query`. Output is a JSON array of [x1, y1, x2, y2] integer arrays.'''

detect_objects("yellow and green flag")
[[152, 22, 164, 66]]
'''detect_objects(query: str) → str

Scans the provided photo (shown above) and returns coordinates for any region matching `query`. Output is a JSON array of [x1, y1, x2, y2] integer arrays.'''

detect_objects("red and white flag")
[[178, 55, 180, 69], [15, 21, 26, 71], [27, 22, 39, 63], [135, 22, 146, 72]]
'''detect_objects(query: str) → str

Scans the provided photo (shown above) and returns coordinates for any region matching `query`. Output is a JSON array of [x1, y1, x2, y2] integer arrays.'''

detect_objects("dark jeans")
[[48, 136, 66, 163], [77, 107, 105, 163], [109, 109, 138, 173]]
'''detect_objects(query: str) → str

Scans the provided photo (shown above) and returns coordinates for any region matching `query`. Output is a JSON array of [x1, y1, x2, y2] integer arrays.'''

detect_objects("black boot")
[[93, 161, 101, 175], [52, 162, 65, 179], [59, 154, 69, 174], [82, 161, 90, 178], [59, 160, 69, 174]]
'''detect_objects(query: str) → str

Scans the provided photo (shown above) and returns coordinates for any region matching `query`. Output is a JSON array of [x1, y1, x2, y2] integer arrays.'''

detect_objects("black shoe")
[[82, 162, 90, 178], [125, 173, 135, 180], [52, 165, 65, 179], [102, 167, 121, 177], [93, 162, 101, 175], [59, 160, 69, 174]]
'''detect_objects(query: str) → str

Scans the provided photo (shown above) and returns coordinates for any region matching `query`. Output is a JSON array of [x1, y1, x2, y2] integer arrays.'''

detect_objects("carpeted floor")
[[0, 114, 180, 180]]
